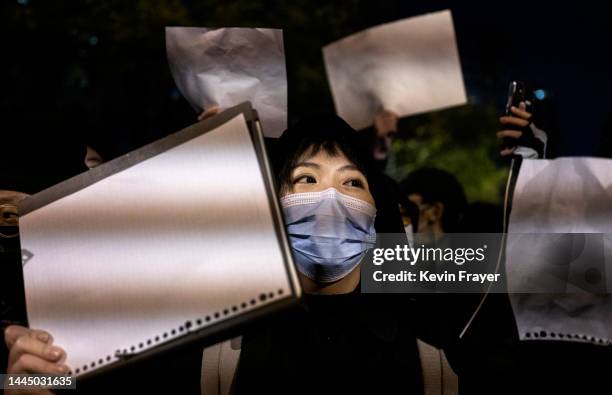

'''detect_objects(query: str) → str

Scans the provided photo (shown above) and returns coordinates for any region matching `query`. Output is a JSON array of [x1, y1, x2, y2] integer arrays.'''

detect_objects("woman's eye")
[[345, 179, 364, 188], [294, 175, 316, 184]]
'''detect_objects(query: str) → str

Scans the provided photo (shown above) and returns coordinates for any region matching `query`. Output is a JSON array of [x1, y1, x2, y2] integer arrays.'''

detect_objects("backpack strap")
[[201, 337, 242, 395], [417, 338, 458, 395]]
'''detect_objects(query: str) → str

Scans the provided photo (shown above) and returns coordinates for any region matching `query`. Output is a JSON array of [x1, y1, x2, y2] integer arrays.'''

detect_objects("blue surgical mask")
[[280, 188, 377, 283]]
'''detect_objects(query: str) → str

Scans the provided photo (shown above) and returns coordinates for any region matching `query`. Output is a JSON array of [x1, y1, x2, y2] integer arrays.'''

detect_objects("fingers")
[[197, 105, 220, 121], [497, 130, 522, 156], [497, 101, 531, 157], [499, 115, 529, 128], [4, 326, 30, 348], [497, 130, 523, 139], [30, 329, 53, 345], [8, 335, 65, 368], [8, 353, 69, 375], [510, 105, 532, 120], [5, 326, 69, 376], [5, 326, 53, 348]]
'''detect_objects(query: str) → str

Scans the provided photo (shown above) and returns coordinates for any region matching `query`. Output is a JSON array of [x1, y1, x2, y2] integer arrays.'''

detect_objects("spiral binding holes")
[[80, 289, 288, 374], [524, 330, 611, 346]]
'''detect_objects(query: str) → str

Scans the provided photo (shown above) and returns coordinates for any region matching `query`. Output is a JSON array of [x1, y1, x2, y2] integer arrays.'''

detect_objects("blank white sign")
[[323, 10, 467, 130], [507, 157, 612, 346], [19, 114, 297, 376]]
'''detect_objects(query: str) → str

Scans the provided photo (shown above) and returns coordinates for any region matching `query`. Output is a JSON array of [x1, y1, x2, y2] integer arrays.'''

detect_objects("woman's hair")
[[270, 115, 375, 193]]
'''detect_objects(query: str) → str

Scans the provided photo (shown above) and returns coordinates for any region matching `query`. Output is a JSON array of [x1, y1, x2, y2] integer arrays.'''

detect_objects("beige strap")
[[417, 339, 458, 395], [201, 342, 221, 395], [440, 347, 458, 395], [201, 337, 242, 395]]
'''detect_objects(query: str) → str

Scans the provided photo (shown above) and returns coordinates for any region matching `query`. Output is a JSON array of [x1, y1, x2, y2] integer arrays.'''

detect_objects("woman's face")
[[283, 148, 375, 206]]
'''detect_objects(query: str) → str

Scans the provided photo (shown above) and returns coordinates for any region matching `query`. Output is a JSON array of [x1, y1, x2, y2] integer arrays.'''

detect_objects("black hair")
[[270, 115, 375, 193], [400, 167, 467, 232]]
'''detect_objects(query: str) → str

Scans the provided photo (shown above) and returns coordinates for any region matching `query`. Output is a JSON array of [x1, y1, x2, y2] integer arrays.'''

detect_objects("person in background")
[[399, 167, 467, 240]]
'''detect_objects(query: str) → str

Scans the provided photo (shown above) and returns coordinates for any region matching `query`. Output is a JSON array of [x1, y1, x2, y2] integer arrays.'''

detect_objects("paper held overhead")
[[323, 10, 467, 130], [166, 27, 288, 137], [506, 157, 612, 346]]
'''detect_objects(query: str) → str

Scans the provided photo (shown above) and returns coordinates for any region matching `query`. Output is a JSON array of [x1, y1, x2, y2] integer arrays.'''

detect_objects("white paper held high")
[[323, 10, 467, 130]]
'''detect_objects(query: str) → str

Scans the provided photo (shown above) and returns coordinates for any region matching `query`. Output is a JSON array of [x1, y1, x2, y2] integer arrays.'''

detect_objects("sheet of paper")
[[323, 10, 467, 130], [19, 114, 294, 376], [166, 27, 287, 137], [506, 157, 612, 345]]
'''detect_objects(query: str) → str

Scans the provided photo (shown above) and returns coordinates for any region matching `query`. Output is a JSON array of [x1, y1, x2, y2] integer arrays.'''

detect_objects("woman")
[[225, 115, 438, 394], [4, 115, 452, 394]]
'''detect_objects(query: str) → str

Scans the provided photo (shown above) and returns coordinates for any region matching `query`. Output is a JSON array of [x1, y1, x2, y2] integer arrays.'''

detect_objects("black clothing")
[[234, 291, 424, 395]]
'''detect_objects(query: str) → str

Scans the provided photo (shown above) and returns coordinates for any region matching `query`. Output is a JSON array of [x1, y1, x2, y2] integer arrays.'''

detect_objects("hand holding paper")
[[17, 104, 300, 378]]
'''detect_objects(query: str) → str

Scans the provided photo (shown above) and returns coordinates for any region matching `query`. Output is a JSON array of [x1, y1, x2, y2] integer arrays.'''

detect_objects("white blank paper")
[[506, 157, 612, 345], [323, 10, 467, 130], [19, 114, 296, 376], [166, 27, 288, 137]]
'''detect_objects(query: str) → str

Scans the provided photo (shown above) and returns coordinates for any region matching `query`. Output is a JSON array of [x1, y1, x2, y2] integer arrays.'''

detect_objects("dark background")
[[2, 0, 611, 199]]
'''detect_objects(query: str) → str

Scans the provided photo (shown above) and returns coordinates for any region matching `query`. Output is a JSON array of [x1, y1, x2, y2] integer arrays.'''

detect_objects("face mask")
[[280, 188, 377, 283]]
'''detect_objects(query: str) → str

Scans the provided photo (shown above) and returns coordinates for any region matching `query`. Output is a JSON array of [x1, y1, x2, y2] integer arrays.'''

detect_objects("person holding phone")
[[497, 81, 549, 159]]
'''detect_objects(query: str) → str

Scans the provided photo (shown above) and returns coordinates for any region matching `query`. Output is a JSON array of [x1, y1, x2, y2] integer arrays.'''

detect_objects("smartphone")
[[502, 81, 533, 149], [505, 81, 532, 116]]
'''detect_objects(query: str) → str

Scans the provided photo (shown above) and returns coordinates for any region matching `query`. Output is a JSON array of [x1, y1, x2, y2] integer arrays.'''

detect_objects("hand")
[[4, 325, 68, 395], [497, 102, 547, 158], [197, 105, 220, 122], [84, 145, 104, 169], [497, 102, 532, 156], [374, 109, 398, 137], [372, 110, 398, 161]]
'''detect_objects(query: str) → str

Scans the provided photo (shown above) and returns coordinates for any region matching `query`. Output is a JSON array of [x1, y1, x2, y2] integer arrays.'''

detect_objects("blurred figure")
[[400, 167, 467, 239], [355, 109, 400, 172], [372, 109, 399, 162]]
